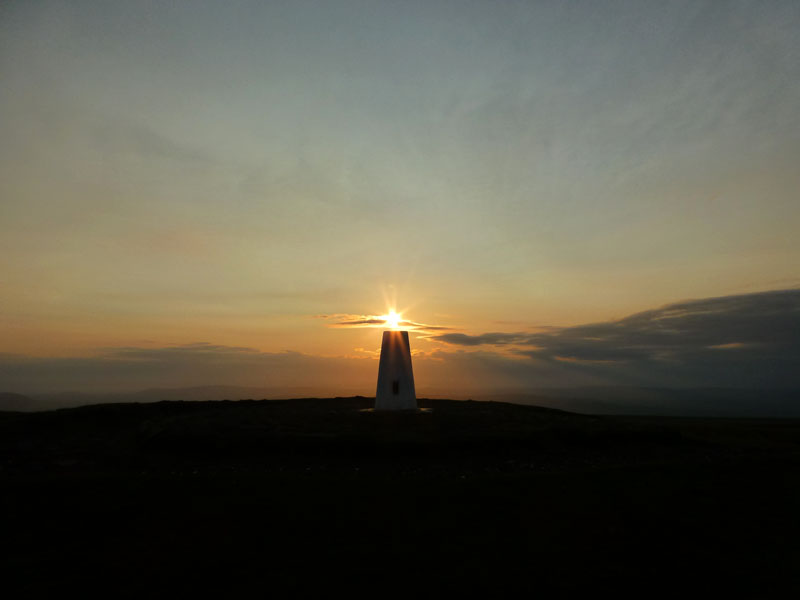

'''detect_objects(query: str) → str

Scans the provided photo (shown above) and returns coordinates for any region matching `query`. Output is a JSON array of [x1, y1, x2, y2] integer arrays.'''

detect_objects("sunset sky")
[[1, 1, 798, 395]]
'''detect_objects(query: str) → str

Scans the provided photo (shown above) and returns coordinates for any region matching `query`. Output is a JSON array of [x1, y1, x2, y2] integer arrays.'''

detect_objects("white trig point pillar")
[[375, 330, 417, 410]]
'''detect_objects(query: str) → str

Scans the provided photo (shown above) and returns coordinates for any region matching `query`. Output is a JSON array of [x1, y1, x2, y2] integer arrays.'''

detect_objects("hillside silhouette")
[[2, 397, 799, 596], [5, 385, 800, 416], [0, 392, 35, 412]]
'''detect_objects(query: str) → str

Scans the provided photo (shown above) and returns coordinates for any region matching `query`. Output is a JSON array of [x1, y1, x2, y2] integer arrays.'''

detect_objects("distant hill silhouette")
[[491, 386, 800, 417], [0, 392, 38, 412], [3, 385, 799, 417], [0, 385, 288, 411]]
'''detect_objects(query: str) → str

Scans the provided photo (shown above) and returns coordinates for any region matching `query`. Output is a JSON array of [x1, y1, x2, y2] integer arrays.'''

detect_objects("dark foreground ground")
[[1, 397, 799, 597]]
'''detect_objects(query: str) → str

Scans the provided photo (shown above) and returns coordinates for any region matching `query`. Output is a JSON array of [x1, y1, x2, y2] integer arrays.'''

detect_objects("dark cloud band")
[[433, 289, 800, 387]]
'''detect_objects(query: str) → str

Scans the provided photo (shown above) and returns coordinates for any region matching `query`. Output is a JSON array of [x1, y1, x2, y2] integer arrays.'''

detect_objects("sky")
[[1, 0, 799, 396]]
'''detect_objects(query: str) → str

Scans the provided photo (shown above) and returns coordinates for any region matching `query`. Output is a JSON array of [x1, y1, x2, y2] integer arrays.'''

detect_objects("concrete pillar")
[[375, 330, 417, 410]]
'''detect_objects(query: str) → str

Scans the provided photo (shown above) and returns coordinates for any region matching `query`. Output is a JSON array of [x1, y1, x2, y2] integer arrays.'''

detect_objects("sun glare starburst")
[[384, 310, 401, 329]]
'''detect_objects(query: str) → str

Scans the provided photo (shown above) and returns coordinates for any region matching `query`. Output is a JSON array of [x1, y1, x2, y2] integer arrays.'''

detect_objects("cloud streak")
[[320, 314, 452, 333], [0, 343, 376, 395], [435, 332, 532, 347], [433, 289, 800, 388]]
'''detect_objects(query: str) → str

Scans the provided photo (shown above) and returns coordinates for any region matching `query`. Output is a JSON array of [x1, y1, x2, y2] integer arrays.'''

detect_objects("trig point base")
[[375, 330, 417, 411]]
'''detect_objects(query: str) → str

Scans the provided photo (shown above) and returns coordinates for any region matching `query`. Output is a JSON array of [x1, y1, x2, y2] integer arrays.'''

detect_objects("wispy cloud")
[[0, 343, 376, 395], [434, 332, 531, 346], [318, 314, 452, 333]]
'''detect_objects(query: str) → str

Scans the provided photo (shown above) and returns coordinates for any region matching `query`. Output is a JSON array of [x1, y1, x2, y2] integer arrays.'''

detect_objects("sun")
[[384, 310, 401, 329]]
